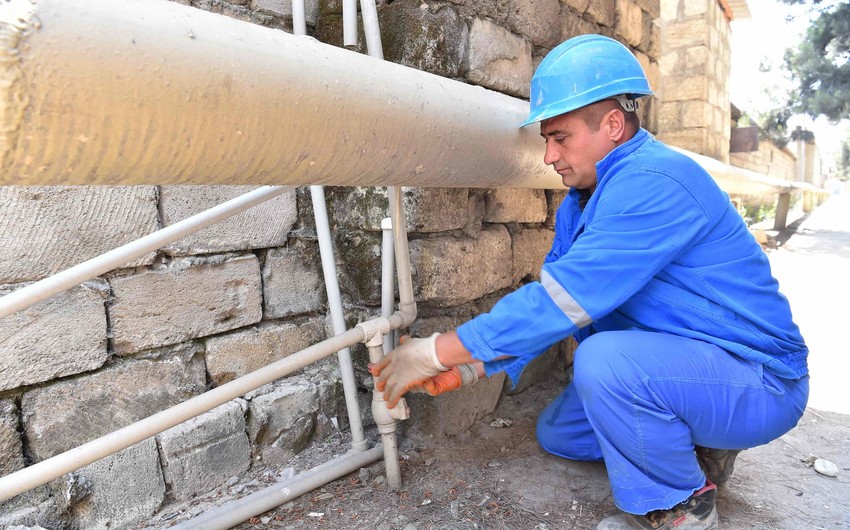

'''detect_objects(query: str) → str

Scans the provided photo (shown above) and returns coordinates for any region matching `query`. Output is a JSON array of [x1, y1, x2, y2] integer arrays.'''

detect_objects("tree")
[[782, 0, 850, 122]]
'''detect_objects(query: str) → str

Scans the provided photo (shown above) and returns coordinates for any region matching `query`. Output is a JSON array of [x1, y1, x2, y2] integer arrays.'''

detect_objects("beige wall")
[[658, 0, 732, 162]]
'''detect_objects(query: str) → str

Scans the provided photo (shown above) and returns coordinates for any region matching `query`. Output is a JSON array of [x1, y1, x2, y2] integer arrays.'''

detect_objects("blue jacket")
[[457, 129, 808, 386]]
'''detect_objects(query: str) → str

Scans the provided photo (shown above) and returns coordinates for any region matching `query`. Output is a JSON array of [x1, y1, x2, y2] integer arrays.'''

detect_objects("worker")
[[371, 34, 809, 530]]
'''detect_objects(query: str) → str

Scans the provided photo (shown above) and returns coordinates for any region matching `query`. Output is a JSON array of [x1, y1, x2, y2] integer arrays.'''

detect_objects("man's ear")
[[603, 108, 627, 143]]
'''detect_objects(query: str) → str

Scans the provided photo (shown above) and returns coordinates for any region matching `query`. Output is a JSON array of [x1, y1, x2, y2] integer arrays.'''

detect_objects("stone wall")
[[730, 139, 797, 182], [657, 0, 732, 162], [0, 1, 659, 527]]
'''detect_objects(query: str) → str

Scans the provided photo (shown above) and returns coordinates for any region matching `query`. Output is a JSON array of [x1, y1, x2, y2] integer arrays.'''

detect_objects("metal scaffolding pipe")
[[1, 0, 556, 189]]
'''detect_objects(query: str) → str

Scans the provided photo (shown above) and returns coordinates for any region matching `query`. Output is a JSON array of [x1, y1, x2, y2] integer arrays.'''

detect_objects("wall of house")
[[0, 1, 661, 528], [657, 0, 732, 163]]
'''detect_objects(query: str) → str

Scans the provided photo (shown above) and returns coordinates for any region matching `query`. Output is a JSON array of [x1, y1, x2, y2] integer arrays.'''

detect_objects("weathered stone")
[[410, 225, 513, 306], [252, 0, 320, 25], [506, 0, 561, 49], [586, 0, 615, 27], [380, 0, 467, 78], [665, 18, 707, 48], [483, 188, 548, 224], [0, 400, 23, 475], [443, 0, 511, 22], [206, 318, 327, 385], [616, 0, 644, 47], [512, 228, 555, 283], [21, 347, 206, 461], [560, 0, 591, 13], [157, 401, 250, 500], [246, 378, 320, 465], [559, 8, 602, 42], [0, 187, 158, 283], [262, 242, 325, 319], [465, 18, 533, 98], [545, 189, 569, 227], [65, 439, 165, 530], [504, 339, 573, 395], [0, 281, 108, 392], [0, 400, 58, 527], [110, 255, 262, 354], [335, 229, 384, 305], [663, 75, 708, 101], [406, 372, 507, 438], [327, 186, 469, 233], [160, 186, 297, 256]]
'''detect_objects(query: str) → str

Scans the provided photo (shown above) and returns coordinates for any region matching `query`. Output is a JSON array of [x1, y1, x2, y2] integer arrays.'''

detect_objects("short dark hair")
[[577, 99, 640, 132]]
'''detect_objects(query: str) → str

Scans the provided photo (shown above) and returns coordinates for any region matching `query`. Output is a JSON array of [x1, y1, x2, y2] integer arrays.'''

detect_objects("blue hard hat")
[[521, 34, 653, 127]]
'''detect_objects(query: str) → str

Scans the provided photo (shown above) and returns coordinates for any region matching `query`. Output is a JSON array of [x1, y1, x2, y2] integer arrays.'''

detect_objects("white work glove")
[[370, 333, 448, 408]]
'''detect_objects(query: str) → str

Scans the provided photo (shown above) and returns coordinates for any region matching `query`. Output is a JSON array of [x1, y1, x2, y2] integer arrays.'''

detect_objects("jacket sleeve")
[[456, 170, 712, 385]]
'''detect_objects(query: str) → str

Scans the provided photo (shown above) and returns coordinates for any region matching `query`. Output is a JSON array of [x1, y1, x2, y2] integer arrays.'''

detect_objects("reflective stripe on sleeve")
[[540, 269, 592, 327]]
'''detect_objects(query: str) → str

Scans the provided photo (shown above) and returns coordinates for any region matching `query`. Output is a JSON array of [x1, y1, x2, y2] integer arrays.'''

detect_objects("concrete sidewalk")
[[768, 191, 850, 415]]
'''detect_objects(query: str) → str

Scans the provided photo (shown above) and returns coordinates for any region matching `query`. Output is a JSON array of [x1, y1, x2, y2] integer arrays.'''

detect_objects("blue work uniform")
[[456, 128, 809, 514]]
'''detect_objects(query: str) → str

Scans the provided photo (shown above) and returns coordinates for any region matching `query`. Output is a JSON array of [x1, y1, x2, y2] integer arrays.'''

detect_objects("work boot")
[[595, 482, 718, 530], [695, 446, 741, 486]]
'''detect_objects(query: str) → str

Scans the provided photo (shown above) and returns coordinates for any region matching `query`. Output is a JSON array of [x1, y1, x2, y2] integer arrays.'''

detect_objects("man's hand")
[[370, 333, 447, 408], [418, 364, 480, 396]]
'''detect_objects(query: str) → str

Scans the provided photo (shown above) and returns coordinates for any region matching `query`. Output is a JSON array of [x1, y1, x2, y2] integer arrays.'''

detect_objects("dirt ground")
[[145, 376, 850, 530]]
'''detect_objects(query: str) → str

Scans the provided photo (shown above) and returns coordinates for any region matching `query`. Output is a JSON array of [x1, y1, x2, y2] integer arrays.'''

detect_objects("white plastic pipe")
[[2, 0, 557, 189], [343, 0, 358, 47], [380, 217, 396, 355], [310, 186, 367, 452], [388, 187, 415, 316], [291, 0, 367, 454], [359, 0, 383, 60], [291, 0, 307, 36], [0, 186, 294, 319], [0, 326, 373, 502], [172, 446, 384, 530]]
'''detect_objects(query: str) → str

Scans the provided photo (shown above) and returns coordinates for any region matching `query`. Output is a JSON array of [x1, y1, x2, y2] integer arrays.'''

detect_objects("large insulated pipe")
[[0, 0, 556, 189]]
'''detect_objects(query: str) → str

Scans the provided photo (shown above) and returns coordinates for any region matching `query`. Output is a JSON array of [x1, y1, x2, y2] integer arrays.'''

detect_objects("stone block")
[[512, 228, 555, 283], [252, 0, 320, 25], [157, 401, 251, 501], [21, 346, 206, 461], [334, 229, 384, 305], [683, 100, 711, 129], [657, 129, 708, 154], [206, 317, 327, 386], [465, 18, 533, 98], [559, 9, 601, 42], [405, 371, 507, 439], [65, 439, 165, 530], [410, 225, 513, 306], [325, 186, 469, 233], [0, 400, 24, 475], [683, 0, 709, 18], [506, 0, 561, 49], [110, 255, 262, 355], [663, 75, 708, 101], [586, 0, 615, 27], [160, 186, 297, 256], [380, 0, 467, 78], [246, 378, 320, 465], [262, 242, 325, 319], [616, 0, 644, 47], [504, 339, 573, 395], [561, 0, 591, 13], [0, 187, 158, 283], [545, 189, 569, 227], [665, 18, 707, 49], [0, 281, 108, 392], [483, 188, 548, 224]]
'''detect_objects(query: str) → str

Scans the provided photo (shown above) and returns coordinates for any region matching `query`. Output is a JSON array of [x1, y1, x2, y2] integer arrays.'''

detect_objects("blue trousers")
[[536, 330, 809, 514]]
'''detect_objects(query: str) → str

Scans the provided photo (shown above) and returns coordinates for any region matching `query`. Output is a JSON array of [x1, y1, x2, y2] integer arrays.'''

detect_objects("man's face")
[[539, 110, 614, 191]]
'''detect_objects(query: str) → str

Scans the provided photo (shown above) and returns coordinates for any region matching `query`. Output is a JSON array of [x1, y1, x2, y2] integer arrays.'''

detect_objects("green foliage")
[[781, 1, 850, 122]]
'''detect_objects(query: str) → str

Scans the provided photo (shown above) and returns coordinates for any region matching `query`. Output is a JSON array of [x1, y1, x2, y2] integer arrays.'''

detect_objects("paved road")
[[768, 191, 850, 415]]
